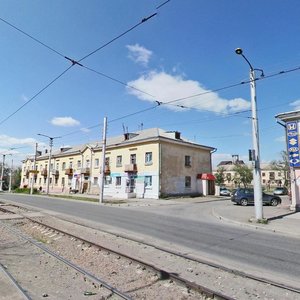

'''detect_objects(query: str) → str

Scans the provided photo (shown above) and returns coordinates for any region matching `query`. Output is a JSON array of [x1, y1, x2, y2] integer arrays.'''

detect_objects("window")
[[61, 177, 65, 186], [62, 162, 66, 170], [145, 176, 152, 187], [262, 172, 265, 177], [145, 152, 153, 165], [278, 172, 281, 177], [55, 177, 58, 185], [185, 176, 191, 188], [105, 157, 110, 166], [69, 161, 73, 169], [85, 159, 90, 168], [116, 155, 122, 167], [77, 160, 81, 168], [94, 158, 99, 168], [269, 172, 275, 180], [104, 176, 112, 185], [116, 176, 122, 186], [56, 163, 59, 170], [226, 173, 231, 181], [130, 154, 136, 164], [93, 177, 98, 185], [185, 155, 191, 167]]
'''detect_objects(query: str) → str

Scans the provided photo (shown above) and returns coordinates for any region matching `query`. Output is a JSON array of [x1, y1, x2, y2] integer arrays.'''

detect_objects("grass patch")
[[40, 194, 128, 205]]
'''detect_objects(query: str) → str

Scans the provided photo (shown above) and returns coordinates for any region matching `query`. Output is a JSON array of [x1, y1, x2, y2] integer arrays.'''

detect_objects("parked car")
[[220, 187, 231, 196], [273, 187, 288, 195], [231, 188, 281, 206]]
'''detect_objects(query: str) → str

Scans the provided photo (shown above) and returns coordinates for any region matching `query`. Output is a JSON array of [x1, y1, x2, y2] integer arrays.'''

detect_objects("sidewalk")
[[212, 196, 300, 238]]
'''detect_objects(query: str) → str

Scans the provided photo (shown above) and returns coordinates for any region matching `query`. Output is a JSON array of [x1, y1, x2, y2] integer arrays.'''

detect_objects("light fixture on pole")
[[38, 134, 61, 195], [235, 48, 264, 220]]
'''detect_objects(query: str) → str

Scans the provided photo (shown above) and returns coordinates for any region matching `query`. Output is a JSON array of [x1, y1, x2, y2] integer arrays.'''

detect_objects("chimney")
[[124, 133, 129, 140], [175, 131, 181, 139]]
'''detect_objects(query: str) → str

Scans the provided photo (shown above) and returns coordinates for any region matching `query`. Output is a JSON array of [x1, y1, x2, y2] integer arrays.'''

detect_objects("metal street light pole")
[[0, 155, 5, 191], [235, 48, 263, 220], [9, 155, 13, 193], [38, 134, 61, 195]]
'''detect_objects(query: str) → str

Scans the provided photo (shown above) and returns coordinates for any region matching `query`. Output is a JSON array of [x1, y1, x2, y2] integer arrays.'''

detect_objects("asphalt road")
[[1, 193, 300, 288]]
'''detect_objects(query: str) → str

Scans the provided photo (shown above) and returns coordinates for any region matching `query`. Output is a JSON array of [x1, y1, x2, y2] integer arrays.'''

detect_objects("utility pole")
[[9, 156, 13, 193], [235, 48, 264, 220], [30, 143, 38, 195], [99, 117, 107, 204], [38, 134, 61, 195], [0, 155, 5, 192]]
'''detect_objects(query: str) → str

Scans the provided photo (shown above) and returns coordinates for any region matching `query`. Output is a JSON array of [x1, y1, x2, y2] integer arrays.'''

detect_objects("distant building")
[[21, 128, 216, 199], [213, 161, 285, 189]]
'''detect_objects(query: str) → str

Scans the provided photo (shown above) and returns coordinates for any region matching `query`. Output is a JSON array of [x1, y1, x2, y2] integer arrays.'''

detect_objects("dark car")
[[220, 187, 231, 196], [273, 187, 288, 196], [231, 188, 281, 206]]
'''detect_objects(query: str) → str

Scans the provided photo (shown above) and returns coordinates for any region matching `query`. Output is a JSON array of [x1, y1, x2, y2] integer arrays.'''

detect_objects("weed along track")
[[0, 202, 299, 299]]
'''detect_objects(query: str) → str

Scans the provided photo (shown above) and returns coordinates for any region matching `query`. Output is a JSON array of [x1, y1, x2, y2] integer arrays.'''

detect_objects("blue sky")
[[1, 0, 300, 167]]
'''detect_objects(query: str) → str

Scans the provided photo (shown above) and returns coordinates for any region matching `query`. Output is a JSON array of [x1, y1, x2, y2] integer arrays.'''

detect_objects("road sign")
[[287, 121, 300, 167]]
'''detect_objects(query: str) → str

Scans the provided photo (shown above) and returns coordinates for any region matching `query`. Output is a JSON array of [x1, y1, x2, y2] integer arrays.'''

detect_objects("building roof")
[[275, 110, 300, 122], [30, 128, 215, 161]]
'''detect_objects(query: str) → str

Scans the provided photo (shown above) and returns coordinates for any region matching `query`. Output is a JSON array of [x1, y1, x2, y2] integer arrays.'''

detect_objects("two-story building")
[[21, 128, 216, 199]]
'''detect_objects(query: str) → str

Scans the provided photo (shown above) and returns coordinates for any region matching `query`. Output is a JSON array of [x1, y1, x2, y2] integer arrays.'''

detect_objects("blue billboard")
[[286, 121, 300, 167]]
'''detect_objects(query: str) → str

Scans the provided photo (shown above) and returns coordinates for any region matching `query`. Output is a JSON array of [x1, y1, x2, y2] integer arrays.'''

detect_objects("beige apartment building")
[[21, 128, 216, 199], [213, 161, 286, 189]]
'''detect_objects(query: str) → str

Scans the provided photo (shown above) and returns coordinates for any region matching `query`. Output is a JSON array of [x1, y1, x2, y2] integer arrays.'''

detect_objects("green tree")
[[270, 150, 290, 187], [233, 164, 253, 188], [215, 167, 225, 186]]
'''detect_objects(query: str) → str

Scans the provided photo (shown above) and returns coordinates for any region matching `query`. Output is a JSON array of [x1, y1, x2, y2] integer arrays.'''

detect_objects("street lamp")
[[235, 48, 264, 220], [38, 134, 61, 195], [0, 154, 5, 192]]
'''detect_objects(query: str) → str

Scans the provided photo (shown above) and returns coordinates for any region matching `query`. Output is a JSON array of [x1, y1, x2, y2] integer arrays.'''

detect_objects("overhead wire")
[[0, 12, 158, 126]]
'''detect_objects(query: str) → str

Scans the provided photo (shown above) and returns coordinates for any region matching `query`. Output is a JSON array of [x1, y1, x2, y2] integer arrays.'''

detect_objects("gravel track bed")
[[2, 218, 205, 300], [1, 208, 299, 299], [0, 222, 112, 299]]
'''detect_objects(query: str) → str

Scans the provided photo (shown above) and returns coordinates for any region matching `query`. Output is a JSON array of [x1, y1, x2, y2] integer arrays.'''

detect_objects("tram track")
[[1, 202, 299, 299]]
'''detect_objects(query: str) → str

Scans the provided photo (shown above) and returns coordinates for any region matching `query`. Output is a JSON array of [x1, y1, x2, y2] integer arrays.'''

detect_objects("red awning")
[[197, 173, 216, 180]]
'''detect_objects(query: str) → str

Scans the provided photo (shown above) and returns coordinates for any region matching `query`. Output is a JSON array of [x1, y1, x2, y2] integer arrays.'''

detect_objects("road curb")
[[211, 207, 300, 239]]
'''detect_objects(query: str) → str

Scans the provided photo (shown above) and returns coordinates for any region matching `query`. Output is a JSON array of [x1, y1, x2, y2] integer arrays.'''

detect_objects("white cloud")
[[127, 71, 251, 114], [0, 135, 36, 147], [275, 136, 286, 143], [80, 127, 91, 133], [290, 99, 300, 110], [212, 153, 233, 168], [21, 94, 29, 102], [51, 117, 80, 127], [126, 44, 152, 66]]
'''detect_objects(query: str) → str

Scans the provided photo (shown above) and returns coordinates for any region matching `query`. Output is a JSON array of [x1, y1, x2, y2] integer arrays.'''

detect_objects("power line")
[[0, 66, 74, 126], [77, 13, 157, 63], [0, 12, 158, 127], [156, 0, 171, 10], [0, 17, 66, 59]]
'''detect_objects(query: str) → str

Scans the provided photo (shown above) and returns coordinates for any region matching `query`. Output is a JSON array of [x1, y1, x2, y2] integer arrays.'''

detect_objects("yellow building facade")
[[21, 128, 215, 199]]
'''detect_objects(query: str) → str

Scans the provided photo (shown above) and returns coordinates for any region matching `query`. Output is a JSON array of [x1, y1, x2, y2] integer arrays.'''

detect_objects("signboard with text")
[[287, 121, 300, 167]]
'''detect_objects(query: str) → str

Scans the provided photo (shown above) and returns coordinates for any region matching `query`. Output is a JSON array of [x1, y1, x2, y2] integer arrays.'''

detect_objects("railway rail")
[[0, 262, 32, 300], [1, 201, 300, 299], [0, 203, 230, 299]]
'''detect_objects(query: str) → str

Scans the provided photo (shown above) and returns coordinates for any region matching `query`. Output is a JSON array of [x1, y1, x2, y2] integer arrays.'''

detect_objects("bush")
[[14, 187, 39, 194]]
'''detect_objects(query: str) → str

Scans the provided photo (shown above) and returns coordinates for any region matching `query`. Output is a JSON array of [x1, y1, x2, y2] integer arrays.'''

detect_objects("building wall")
[[21, 137, 213, 199], [160, 141, 212, 196], [213, 165, 286, 189]]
